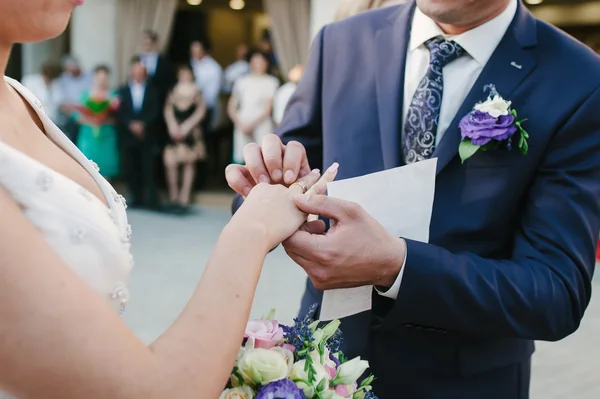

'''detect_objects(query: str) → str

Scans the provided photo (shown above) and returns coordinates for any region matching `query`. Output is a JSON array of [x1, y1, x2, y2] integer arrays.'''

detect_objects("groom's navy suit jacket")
[[233, 2, 600, 397]]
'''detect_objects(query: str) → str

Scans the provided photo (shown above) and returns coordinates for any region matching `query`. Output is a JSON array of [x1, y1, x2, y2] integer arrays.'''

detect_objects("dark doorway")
[[168, 9, 209, 65]]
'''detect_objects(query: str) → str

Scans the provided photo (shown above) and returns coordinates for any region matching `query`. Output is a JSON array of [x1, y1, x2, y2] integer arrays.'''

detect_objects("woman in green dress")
[[74, 65, 120, 180]]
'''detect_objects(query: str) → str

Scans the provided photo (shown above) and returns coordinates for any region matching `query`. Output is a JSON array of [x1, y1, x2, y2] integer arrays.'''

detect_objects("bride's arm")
[[0, 169, 333, 399]]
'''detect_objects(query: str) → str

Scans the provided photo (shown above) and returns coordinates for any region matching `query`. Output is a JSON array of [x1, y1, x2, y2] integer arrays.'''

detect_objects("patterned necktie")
[[403, 38, 466, 164]]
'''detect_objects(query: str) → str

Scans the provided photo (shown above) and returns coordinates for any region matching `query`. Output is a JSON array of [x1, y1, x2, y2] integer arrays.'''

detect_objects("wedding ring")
[[292, 181, 308, 194]]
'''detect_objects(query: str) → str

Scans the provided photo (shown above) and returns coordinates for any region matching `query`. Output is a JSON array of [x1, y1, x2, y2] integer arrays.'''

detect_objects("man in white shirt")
[[21, 60, 64, 125], [223, 43, 250, 94], [272, 65, 304, 126], [227, 0, 600, 397], [190, 40, 223, 129], [140, 30, 175, 105], [190, 40, 223, 183]]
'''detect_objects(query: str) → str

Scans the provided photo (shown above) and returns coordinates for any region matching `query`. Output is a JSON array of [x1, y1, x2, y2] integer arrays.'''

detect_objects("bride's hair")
[[334, 0, 383, 21], [334, 0, 410, 21]]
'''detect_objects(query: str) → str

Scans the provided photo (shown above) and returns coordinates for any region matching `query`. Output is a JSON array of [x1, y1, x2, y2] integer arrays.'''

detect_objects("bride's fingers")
[[288, 169, 321, 195], [305, 162, 339, 197]]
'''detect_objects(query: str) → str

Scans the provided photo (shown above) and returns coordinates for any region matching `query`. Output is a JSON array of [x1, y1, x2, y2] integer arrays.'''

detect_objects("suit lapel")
[[375, 3, 415, 169], [432, 3, 538, 175], [123, 85, 134, 112], [140, 83, 149, 113]]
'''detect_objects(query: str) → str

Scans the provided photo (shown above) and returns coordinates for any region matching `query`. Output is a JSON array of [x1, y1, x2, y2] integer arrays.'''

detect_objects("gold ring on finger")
[[292, 181, 308, 194]]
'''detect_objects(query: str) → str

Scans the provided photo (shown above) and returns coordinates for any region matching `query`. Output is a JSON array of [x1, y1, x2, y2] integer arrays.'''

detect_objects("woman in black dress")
[[163, 65, 207, 213]]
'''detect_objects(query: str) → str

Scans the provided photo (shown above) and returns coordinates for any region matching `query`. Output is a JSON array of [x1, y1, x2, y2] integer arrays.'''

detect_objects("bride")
[[0, 1, 335, 398]]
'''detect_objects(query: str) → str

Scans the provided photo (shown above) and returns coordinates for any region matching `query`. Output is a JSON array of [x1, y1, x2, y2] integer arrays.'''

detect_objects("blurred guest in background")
[[57, 55, 92, 141], [190, 40, 222, 135], [74, 65, 120, 181], [190, 40, 223, 184], [21, 60, 64, 125], [118, 57, 161, 210], [228, 50, 279, 164], [140, 29, 175, 107], [258, 35, 278, 76], [223, 43, 250, 94], [273, 65, 304, 126], [163, 65, 207, 214]]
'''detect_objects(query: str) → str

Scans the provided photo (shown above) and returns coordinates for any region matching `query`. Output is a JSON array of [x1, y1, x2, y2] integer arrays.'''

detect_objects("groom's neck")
[[419, 0, 511, 35]]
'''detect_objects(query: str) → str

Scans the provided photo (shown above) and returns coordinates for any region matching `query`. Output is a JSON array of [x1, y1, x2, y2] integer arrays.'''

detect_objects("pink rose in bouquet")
[[245, 319, 284, 349]]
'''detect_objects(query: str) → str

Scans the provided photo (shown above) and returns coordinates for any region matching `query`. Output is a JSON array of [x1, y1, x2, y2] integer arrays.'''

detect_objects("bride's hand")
[[233, 163, 339, 249]]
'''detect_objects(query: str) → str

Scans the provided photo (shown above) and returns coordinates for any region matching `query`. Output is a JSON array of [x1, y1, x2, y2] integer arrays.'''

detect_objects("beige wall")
[[310, 0, 340, 40], [22, 32, 69, 76], [70, 0, 119, 85]]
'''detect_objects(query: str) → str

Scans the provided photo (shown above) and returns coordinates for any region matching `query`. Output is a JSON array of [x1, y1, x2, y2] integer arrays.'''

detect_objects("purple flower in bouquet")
[[284, 304, 318, 356], [256, 379, 306, 399], [458, 110, 517, 146], [329, 352, 341, 368], [458, 84, 529, 163]]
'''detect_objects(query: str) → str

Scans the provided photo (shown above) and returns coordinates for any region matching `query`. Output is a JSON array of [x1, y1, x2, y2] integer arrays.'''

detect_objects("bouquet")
[[221, 305, 378, 399], [72, 96, 120, 139]]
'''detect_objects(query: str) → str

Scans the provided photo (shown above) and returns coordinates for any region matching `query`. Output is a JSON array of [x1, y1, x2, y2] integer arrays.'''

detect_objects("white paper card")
[[318, 158, 437, 321]]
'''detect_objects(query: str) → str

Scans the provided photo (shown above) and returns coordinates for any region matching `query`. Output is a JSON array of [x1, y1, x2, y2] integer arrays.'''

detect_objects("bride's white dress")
[[0, 76, 133, 315]]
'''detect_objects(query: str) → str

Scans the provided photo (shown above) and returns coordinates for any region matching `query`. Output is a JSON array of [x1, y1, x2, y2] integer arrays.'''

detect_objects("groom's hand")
[[283, 195, 407, 290], [225, 134, 311, 196]]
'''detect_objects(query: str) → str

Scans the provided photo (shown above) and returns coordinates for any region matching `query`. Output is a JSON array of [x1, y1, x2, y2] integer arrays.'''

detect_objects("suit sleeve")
[[231, 28, 326, 215], [275, 28, 325, 171], [390, 85, 600, 341]]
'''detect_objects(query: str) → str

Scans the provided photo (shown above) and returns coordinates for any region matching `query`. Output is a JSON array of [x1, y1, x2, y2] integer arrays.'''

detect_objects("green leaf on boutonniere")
[[515, 118, 529, 156], [459, 140, 481, 163]]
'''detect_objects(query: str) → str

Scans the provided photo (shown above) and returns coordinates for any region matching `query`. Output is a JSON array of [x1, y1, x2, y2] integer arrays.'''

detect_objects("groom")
[[227, 0, 600, 397]]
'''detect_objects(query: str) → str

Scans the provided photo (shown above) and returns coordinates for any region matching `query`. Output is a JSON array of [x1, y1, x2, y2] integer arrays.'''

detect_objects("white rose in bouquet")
[[270, 347, 294, 375], [219, 385, 254, 399], [238, 348, 290, 386]]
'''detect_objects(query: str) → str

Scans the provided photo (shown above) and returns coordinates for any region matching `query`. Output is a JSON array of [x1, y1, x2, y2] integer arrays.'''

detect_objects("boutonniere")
[[458, 84, 529, 163]]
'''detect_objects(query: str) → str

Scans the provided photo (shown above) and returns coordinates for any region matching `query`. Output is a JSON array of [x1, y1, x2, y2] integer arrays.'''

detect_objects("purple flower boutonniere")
[[458, 84, 529, 163]]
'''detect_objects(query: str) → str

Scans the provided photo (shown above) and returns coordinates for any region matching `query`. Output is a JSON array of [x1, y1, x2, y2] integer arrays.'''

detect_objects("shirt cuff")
[[375, 255, 407, 300]]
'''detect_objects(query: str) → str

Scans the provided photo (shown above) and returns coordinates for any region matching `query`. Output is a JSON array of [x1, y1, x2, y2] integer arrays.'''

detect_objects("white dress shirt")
[[191, 55, 223, 108], [273, 82, 298, 125], [141, 52, 159, 77], [377, 0, 518, 300], [129, 81, 146, 113]]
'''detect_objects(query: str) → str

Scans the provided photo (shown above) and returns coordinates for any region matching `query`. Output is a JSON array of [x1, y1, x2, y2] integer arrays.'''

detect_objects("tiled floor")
[[124, 204, 600, 397]]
